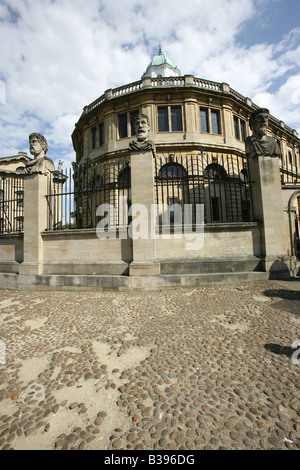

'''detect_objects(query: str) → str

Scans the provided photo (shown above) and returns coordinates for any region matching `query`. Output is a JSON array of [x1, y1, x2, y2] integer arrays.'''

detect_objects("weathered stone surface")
[[0, 281, 300, 451]]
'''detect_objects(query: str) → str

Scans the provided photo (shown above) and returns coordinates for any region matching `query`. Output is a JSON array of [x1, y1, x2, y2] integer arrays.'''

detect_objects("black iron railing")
[[280, 163, 300, 185], [154, 153, 253, 226], [0, 175, 24, 234], [46, 158, 131, 231], [46, 153, 253, 232]]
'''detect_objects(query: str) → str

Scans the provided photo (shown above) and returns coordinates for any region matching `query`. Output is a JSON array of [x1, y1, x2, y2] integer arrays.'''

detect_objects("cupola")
[[142, 45, 181, 78]]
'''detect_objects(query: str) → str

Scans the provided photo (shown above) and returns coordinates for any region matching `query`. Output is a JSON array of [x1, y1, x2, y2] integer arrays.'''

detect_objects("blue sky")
[[0, 0, 299, 167]]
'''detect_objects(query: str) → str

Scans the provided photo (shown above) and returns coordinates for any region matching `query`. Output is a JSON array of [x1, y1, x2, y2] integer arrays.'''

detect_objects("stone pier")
[[129, 149, 160, 276], [18, 173, 49, 276], [248, 155, 291, 277]]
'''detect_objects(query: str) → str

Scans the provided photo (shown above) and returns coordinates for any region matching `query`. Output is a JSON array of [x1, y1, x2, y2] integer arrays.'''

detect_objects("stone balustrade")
[[82, 75, 298, 137]]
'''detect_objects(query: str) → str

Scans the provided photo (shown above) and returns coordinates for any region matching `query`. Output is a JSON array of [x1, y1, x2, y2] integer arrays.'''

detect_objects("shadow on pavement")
[[263, 280, 300, 318], [264, 343, 296, 359]]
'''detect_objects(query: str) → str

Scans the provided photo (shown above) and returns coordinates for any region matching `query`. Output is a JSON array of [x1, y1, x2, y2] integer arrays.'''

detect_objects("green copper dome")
[[143, 46, 180, 76], [145, 52, 179, 73]]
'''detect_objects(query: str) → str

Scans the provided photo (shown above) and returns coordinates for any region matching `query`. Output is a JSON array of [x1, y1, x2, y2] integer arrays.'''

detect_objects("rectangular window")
[[0, 189, 3, 204], [171, 107, 183, 132], [118, 114, 128, 139], [234, 117, 246, 142], [211, 110, 220, 134], [91, 127, 97, 149], [158, 107, 169, 132], [130, 110, 139, 136], [234, 116, 240, 140], [240, 120, 246, 142], [99, 122, 104, 146], [200, 109, 209, 133]]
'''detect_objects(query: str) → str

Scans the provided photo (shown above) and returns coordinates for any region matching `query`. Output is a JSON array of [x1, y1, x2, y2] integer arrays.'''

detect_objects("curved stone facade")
[[72, 74, 299, 171]]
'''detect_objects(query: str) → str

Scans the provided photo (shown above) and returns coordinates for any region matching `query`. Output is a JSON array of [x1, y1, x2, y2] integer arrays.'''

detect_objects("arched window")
[[239, 168, 248, 182], [159, 163, 187, 178], [157, 162, 188, 226], [203, 163, 227, 179], [93, 175, 103, 190], [118, 167, 131, 185]]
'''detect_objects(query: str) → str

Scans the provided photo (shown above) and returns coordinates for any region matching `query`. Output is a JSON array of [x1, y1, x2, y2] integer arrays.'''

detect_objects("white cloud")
[[0, 0, 299, 165]]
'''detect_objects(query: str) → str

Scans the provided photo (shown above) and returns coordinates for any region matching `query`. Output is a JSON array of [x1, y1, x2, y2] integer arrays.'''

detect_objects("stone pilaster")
[[129, 150, 160, 276], [248, 155, 290, 276]]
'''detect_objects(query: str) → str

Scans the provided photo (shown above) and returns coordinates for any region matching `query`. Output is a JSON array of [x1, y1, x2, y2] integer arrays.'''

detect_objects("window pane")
[[200, 109, 208, 133], [91, 127, 97, 149], [234, 116, 240, 140], [99, 123, 104, 146], [159, 164, 186, 178], [119, 114, 128, 138], [158, 107, 169, 132], [130, 111, 139, 136], [240, 120, 246, 142], [118, 168, 131, 184], [171, 107, 182, 132], [211, 110, 220, 134]]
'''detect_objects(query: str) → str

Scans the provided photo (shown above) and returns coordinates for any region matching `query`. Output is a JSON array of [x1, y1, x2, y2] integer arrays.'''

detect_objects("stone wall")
[[0, 233, 23, 273]]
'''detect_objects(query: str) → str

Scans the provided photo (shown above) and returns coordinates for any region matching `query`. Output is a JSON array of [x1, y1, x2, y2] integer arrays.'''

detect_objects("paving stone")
[[0, 281, 299, 451]]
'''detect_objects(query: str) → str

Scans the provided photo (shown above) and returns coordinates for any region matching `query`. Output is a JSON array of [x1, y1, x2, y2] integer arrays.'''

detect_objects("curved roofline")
[[74, 74, 299, 142]]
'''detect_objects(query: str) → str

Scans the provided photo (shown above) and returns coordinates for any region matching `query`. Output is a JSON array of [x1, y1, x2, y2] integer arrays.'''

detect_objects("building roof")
[[0, 152, 31, 163]]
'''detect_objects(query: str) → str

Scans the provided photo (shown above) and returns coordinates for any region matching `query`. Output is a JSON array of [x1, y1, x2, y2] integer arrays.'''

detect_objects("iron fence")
[[154, 153, 253, 226], [280, 163, 300, 185], [46, 158, 131, 231], [46, 153, 253, 232], [0, 174, 24, 234]]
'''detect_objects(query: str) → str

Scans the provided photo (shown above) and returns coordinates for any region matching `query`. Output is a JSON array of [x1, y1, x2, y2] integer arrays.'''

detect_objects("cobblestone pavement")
[[0, 279, 300, 451]]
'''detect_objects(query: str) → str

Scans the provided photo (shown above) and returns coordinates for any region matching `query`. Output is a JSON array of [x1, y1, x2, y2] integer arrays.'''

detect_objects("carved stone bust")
[[245, 108, 281, 159], [25, 133, 55, 175], [129, 114, 155, 154]]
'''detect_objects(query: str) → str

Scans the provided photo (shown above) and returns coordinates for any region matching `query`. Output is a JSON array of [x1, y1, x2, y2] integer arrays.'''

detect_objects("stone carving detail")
[[245, 108, 281, 159], [25, 133, 55, 175], [129, 114, 155, 155]]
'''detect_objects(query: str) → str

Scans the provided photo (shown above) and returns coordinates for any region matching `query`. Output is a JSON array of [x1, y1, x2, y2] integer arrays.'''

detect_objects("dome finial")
[[159, 44, 162, 55]]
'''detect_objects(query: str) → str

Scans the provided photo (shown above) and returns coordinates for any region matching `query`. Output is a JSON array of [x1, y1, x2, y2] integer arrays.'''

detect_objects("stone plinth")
[[19, 173, 49, 276], [248, 155, 290, 276], [129, 149, 160, 276]]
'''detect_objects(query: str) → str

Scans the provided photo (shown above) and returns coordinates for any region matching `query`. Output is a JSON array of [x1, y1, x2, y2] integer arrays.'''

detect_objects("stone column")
[[248, 155, 290, 276], [129, 150, 160, 276], [19, 173, 49, 276]]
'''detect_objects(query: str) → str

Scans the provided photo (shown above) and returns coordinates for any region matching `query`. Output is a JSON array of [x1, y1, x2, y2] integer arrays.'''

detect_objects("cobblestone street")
[[0, 279, 300, 451]]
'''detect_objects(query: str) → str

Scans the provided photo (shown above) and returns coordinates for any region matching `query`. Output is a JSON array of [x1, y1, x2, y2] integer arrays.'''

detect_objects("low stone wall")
[[0, 233, 23, 273], [0, 271, 269, 292], [42, 230, 132, 275], [156, 223, 262, 261]]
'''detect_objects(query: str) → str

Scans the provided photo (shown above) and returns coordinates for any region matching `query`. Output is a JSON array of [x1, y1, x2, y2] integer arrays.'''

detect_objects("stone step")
[[0, 271, 270, 292]]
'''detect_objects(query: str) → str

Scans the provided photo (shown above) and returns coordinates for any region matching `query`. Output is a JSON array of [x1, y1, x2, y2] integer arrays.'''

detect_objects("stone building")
[[0, 49, 299, 290]]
